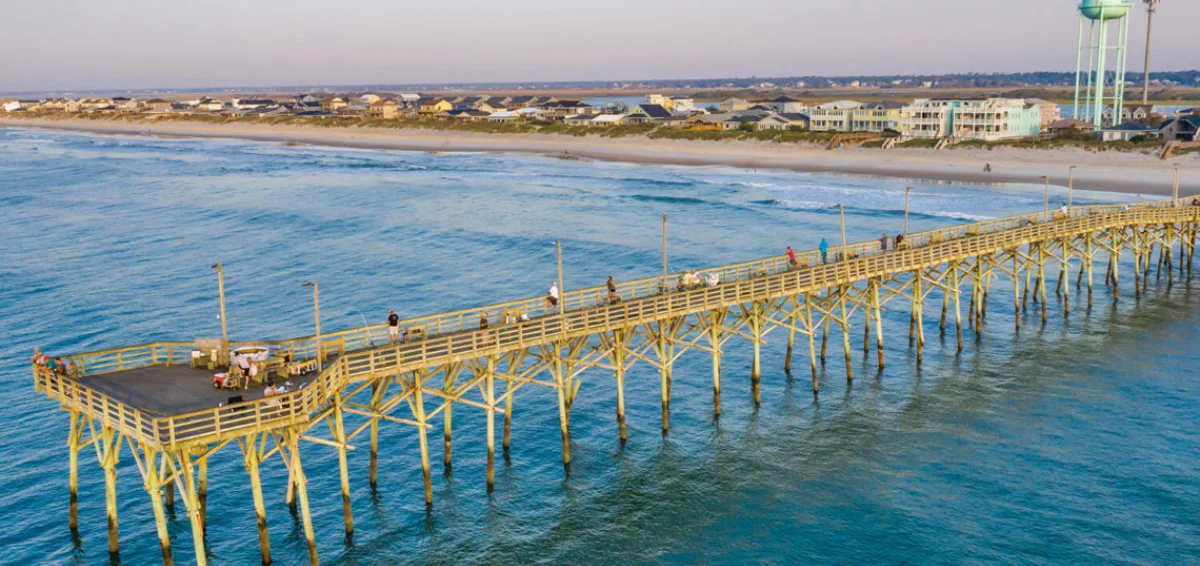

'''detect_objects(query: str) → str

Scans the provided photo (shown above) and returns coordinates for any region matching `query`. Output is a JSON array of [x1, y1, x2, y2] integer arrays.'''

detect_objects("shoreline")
[[4, 116, 1197, 195]]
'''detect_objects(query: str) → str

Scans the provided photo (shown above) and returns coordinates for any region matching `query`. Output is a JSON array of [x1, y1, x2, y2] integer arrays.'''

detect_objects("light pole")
[[302, 282, 322, 372], [903, 186, 911, 235], [1173, 164, 1180, 202], [212, 263, 229, 365], [1142, 0, 1162, 106], [555, 241, 564, 318], [1042, 176, 1051, 213], [839, 203, 848, 256], [1068, 166, 1077, 209], [661, 215, 668, 291]]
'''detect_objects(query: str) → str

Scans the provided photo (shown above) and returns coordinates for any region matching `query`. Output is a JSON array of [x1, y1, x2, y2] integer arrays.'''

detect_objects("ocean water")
[[1, 127, 1198, 566]]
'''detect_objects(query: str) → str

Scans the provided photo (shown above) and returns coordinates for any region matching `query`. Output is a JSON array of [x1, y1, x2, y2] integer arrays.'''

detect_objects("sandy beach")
[[3, 116, 1197, 196]]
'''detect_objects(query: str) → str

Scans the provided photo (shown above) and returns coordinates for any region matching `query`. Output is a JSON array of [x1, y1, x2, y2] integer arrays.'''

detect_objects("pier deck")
[[31, 196, 1200, 566]]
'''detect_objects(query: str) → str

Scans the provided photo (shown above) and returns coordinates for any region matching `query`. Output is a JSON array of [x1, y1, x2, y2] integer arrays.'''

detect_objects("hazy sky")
[[2, 0, 1197, 92]]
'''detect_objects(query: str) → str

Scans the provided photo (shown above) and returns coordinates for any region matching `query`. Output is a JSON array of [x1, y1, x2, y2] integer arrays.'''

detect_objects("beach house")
[[418, 98, 452, 118], [809, 100, 861, 132], [320, 97, 347, 113], [951, 98, 1041, 141], [1158, 116, 1200, 141], [850, 101, 903, 133], [366, 99, 399, 119], [899, 99, 959, 138]]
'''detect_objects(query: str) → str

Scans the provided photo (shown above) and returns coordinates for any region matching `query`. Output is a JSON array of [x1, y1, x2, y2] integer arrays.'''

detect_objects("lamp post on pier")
[[211, 263, 229, 365], [555, 241, 564, 318], [1068, 166, 1077, 209], [1042, 176, 1051, 216], [1173, 164, 1180, 203], [904, 187, 911, 236], [661, 215, 668, 292], [302, 282, 322, 372]]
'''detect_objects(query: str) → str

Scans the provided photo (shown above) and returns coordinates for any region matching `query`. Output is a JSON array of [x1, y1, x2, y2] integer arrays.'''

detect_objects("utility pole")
[[302, 282, 322, 372], [212, 263, 229, 365], [1173, 164, 1180, 202], [1142, 0, 1162, 106]]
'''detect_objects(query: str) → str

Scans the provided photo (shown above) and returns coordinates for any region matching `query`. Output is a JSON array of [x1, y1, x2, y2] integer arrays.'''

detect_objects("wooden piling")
[[553, 344, 571, 467], [332, 393, 354, 538], [614, 332, 629, 440], [486, 357, 496, 492], [872, 280, 885, 369], [197, 457, 208, 535], [443, 402, 453, 473], [913, 270, 924, 365], [707, 314, 722, 417], [805, 295, 819, 394], [412, 374, 433, 506], [839, 287, 852, 382], [179, 450, 210, 566], [287, 435, 318, 565], [751, 303, 763, 407], [1061, 237, 1071, 315], [101, 427, 120, 557], [242, 434, 271, 565], [145, 447, 174, 566], [67, 411, 80, 531]]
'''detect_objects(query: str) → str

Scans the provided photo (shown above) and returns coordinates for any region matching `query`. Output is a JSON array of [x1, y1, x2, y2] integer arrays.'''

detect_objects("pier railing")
[[38, 197, 1198, 448], [55, 196, 1192, 381], [332, 203, 1200, 379]]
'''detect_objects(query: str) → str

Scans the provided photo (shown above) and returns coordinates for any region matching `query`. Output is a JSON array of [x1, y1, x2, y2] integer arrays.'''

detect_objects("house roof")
[[780, 113, 810, 122], [592, 114, 624, 123], [770, 96, 800, 103], [370, 99, 398, 107], [635, 104, 672, 118], [1104, 123, 1156, 132], [1161, 115, 1200, 129]]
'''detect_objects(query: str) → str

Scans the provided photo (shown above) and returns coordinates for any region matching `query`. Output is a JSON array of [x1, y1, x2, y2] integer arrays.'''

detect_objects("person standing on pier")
[[547, 282, 560, 313], [388, 309, 400, 344], [607, 276, 617, 303], [786, 246, 797, 269], [819, 238, 829, 264], [880, 233, 888, 252]]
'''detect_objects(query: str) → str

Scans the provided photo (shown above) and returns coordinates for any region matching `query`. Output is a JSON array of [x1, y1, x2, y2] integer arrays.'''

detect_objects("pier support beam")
[[611, 329, 629, 442], [443, 402, 453, 474], [240, 434, 271, 565], [485, 357, 497, 492], [144, 447, 173, 566], [805, 295, 819, 394], [99, 426, 121, 558], [708, 312, 725, 417], [286, 434, 318, 565], [913, 270, 925, 366], [838, 286, 853, 383], [67, 410, 81, 531], [368, 382, 380, 488], [552, 343, 571, 469], [332, 393, 354, 539], [951, 266, 963, 351], [411, 372, 433, 508], [872, 280, 884, 369], [176, 449, 209, 566], [751, 303, 764, 407]]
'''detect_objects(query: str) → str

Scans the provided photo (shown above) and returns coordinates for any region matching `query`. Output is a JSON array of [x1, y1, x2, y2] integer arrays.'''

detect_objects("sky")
[[1, 0, 1197, 92]]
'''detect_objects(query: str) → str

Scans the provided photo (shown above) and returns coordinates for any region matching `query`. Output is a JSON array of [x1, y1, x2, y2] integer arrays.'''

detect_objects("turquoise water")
[[2, 128, 1198, 565]]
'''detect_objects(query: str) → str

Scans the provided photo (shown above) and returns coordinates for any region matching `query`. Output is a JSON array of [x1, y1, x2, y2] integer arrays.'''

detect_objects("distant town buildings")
[[0, 89, 1184, 143]]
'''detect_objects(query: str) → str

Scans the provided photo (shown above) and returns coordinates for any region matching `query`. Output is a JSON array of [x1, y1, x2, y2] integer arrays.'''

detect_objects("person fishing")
[[819, 238, 829, 264]]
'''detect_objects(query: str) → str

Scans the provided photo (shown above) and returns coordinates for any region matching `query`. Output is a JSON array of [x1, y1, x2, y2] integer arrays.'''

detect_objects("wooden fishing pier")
[[33, 197, 1200, 565]]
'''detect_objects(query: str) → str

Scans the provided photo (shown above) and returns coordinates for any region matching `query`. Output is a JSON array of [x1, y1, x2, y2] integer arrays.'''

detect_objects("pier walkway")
[[33, 196, 1200, 565]]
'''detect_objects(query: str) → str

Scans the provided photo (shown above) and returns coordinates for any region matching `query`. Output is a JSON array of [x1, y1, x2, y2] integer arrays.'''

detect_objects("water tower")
[[1073, 0, 1133, 129]]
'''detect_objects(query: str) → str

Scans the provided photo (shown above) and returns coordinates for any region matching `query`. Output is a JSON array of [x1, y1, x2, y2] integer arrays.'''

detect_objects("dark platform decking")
[[80, 364, 318, 416]]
